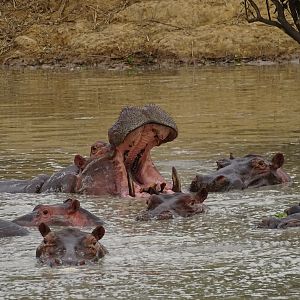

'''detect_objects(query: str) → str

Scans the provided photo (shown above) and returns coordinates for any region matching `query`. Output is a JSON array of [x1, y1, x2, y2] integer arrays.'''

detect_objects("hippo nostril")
[[79, 260, 86, 265]]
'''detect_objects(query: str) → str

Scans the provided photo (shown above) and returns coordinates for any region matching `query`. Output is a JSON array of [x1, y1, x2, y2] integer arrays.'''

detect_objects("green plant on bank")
[[126, 55, 134, 65]]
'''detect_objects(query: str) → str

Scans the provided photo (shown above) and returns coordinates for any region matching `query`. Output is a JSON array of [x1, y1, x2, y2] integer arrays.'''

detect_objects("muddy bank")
[[1, 0, 300, 68]]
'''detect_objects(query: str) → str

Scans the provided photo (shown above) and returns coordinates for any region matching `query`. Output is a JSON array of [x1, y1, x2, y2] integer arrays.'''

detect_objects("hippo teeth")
[[171, 167, 181, 192], [126, 168, 135, 197], [131, 149, 144, 175]]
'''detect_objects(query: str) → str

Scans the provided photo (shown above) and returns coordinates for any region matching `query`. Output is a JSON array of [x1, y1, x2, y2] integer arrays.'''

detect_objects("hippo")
[[136, 188, 208, 221], [13, 198, 104, 227], [258, 213, 300, 229], [0, 219, 29, 238], [36, 223, 107, 266], [0, 174, 50, 193], [72, 104, 179, 197], [190, 153, 291, 192], [284, 203, 300, 215], [0, 165, 79, 194], [0, 104, 179, 197]]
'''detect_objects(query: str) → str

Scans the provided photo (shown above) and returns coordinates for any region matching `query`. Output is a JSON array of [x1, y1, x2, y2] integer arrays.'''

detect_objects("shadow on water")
[[0, 65, 300, 299]]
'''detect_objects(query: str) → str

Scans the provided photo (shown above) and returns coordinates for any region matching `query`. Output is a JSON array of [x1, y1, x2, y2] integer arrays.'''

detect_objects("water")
[[0, 65, 299, 299]]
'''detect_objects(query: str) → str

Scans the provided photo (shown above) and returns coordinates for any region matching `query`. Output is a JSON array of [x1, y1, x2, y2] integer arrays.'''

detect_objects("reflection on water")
[[0, 65, 300, 299]]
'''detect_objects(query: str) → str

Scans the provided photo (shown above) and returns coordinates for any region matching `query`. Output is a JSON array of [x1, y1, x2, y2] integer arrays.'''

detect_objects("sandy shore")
[[1, 0, 300, 68]]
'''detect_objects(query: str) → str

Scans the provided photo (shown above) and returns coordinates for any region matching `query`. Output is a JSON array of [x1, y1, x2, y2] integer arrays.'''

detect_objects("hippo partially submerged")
[[0, 104, 179, 197], [258, 203, 300, 229], [0, 219, 29, 238], [257, 213, 300, 229], [136, 188, 208, 221], [190, 153, 291, 192], [36, 223, 107, 266], [13, 198, 104, 227]]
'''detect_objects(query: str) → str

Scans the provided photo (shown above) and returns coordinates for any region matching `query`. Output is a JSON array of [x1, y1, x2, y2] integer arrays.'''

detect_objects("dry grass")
[[0, 0, 299, 66]]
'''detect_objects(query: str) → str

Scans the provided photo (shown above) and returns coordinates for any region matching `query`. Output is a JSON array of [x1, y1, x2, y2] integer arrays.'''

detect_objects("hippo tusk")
[[172, 167, 181, 192], [126, 168, 135, 197]]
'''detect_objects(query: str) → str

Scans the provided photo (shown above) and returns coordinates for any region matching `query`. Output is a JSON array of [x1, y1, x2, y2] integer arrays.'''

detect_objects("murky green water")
[[0, 65, 299, 299]]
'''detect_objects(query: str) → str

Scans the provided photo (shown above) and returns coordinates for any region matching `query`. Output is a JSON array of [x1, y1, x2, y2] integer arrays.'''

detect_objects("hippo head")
[[258, 213, 300, 229], [257, 217, 282, 229], [190, 153, 291, 192], [136, 188, 208, 221], [13, 199, 103, 227], [36, 223, 107, 266], [74, 104, 179, 197], [284, 204, 300, 215]]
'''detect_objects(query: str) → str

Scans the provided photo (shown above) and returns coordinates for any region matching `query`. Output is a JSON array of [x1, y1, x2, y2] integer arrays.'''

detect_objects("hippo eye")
[[43, 239, 47, 244], [258, 161, 267, 167], [43, 210, 49, 215]]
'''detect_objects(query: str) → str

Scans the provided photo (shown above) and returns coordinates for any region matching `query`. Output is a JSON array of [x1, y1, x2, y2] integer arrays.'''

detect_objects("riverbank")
[[1, 0, 300, 69]]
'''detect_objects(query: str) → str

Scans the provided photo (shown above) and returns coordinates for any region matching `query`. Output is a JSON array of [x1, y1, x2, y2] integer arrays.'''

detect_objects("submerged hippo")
[[136, 188, 208, 221], [0, 219, 29, 238], [36, 223, 107, 266], [190, 153, 291, 192], [13, 198, 103, 227], [284, 203, 300, 215], [258, 213, 300, 229], [0, 104, 179, 197]]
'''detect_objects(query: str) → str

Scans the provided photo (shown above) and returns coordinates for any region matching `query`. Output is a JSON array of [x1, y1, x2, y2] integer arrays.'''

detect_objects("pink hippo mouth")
[[115, 123, 178, 196], [76, 105, 180, 197]]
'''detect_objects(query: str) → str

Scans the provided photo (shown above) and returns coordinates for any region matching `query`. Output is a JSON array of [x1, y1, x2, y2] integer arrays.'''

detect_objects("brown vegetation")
[[0, 0, 300, 68]]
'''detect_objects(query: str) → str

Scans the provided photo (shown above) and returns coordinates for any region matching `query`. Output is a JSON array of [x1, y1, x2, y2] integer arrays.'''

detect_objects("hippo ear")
[[229, 153, 234, 159], [74, 154, 87, 170], [91, 225, 105, 241], [67, 199, 80, 212], [194, 188, 208, 203], [271, 153, 284, 169], [146, 195, 163, 210], [214, 175, 227, 185], [38, 223, 51, 237]]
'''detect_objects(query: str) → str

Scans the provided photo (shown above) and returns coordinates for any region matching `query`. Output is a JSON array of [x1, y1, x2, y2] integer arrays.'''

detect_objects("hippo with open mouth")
[[72, 104, 179, 197], [0, 104, 179, 197], [190, 153, 291, 192]]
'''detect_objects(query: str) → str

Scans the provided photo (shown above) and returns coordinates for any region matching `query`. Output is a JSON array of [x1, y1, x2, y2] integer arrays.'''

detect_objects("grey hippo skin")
[[258, 213, 300, 229], [190, 153, 291, 192], [13, 198, 104, 227], [0, 165, 78, 194], [0, 174, 50, 193], [258, 203, 300, 229], [0, 219, 29, 238], [36, 223, 108, 267], [136, 188, 208, 221], [0, 104, 179, 197]]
